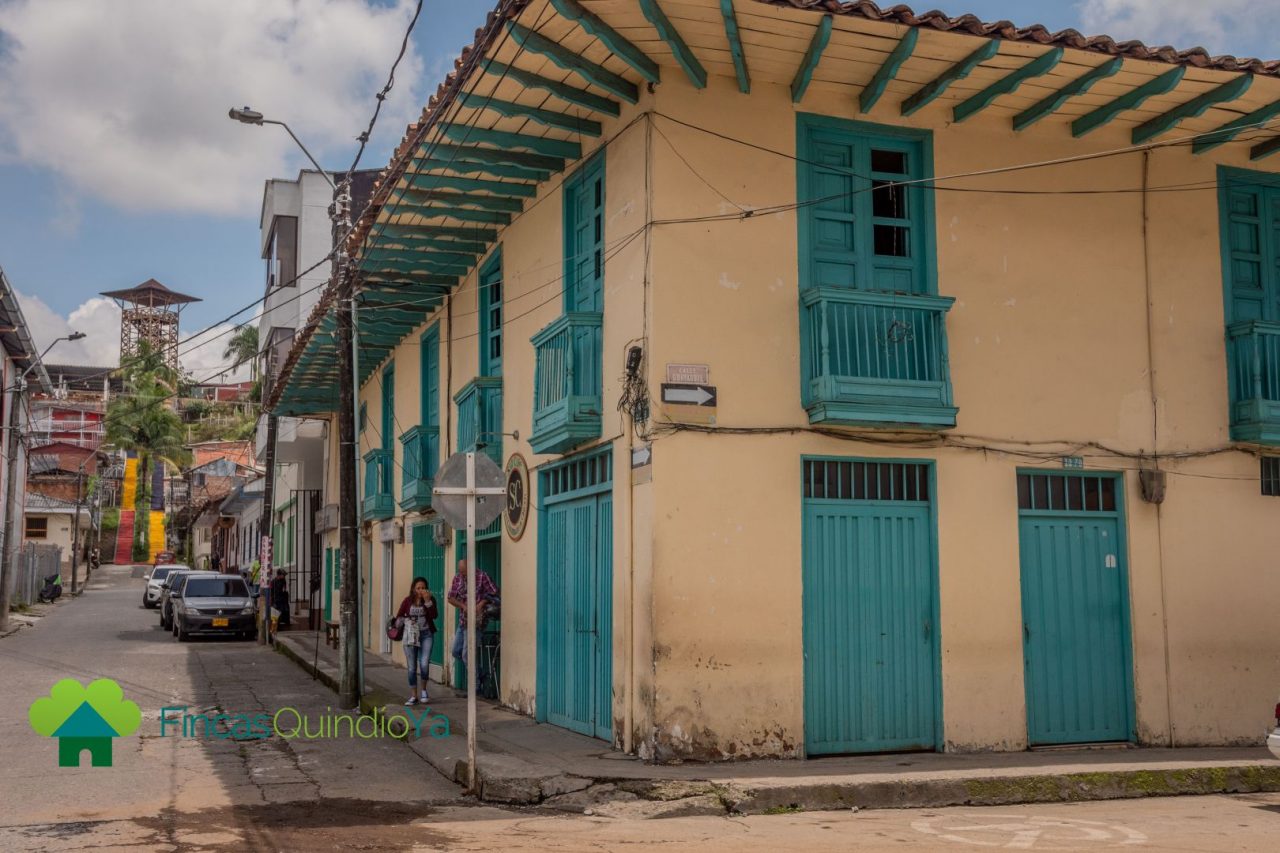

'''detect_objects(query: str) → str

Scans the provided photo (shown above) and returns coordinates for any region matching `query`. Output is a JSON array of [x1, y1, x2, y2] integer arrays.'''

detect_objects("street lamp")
[[228, 106, 361, 708], [0, 330, 88, 632], [228, 107, 336, 189]]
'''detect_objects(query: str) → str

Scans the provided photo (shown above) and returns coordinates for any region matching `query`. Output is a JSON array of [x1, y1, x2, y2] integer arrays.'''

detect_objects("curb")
[[269, 640, 1280, 814]]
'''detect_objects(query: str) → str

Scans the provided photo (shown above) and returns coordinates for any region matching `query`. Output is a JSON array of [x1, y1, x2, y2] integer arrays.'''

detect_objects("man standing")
[[447, 558, 497, 673]]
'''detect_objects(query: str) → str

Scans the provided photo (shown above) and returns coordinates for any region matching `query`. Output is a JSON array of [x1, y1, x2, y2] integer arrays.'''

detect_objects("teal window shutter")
[[479, 252, 503, 377], [564, 154, 605, 313], [799, 115, 935, 295], [421, 325, 440, 479]]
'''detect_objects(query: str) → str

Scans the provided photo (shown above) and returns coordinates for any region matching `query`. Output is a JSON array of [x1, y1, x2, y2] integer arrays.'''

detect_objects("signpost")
[[660, 383, 717, 407], [432, 451, 505, 793]]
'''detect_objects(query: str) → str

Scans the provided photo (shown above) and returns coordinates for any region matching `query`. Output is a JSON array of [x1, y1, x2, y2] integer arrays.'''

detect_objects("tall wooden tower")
[[100, 279, 201, 371]]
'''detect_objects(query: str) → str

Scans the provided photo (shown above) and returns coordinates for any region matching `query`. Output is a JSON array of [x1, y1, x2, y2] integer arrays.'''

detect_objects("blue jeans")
[[405, 634, 434, 690], [451, 624, 467, 664]]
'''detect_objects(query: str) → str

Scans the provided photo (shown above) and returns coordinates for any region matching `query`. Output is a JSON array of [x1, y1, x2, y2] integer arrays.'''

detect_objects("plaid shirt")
[[449, 569, 497, 626]]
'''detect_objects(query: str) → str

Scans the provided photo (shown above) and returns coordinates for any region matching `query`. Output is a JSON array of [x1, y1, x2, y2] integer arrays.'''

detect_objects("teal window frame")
[[796, 113, 938, 296], [479, 249, 503, 377], [563, 152, 606, 313], [1218, 165, 1280, 444], [400, 324, 441, 512]]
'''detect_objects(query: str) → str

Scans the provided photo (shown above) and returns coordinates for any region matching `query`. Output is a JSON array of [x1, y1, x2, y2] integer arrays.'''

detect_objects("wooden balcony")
[[530, 312, 602, 454]]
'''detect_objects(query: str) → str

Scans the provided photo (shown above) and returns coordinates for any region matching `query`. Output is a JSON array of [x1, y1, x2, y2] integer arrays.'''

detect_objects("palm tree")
[[222, 326, 259, 381], [105, 341, 192, 559]]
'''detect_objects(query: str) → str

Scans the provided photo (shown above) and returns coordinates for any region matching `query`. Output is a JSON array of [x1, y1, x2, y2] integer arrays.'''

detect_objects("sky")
[[1, 0, 1276, 379]]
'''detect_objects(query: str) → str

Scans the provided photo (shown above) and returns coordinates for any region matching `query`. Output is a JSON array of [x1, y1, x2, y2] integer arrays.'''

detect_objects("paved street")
[[3, 565, 1280, 851]]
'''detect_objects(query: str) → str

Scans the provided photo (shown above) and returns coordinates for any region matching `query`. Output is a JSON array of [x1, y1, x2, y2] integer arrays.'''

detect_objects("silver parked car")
[[142, 563, 188, 608], [159, 569, 203, 631], [172, 574, 257, 642]]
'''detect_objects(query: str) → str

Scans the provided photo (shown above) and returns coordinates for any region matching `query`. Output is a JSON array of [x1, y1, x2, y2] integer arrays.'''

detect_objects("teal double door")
[[537, 450, 613, 741], [801, 459, 940, 755], [411, 523, 445, 668], [1017, 471, 1135, 745]]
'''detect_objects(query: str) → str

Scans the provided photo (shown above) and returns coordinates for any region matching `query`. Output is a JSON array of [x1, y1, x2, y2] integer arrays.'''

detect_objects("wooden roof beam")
[[1013, 58, 1122, 132], [1132, 74, 1253, 144], [1072, 66, 1185, 137], [1194, 99, 1280, 154], [390, 188, 524, 213], [639, 0, 707, 89], [370, 224, 498, 243], [1251, 135, 1280, 161], [386, 203, 512, 225], [902, 40, 999, 117], [458, 92, 601, 137], [506, 21, 639, 103], [421, 142, 565, 174], [953, 48, 1063, 123], [371, 236, 491, 256], [403, 171, 537, 199], [859, 28, 917, 113], [438, 124, 581, 160], [790, 14, 832, 103], [720, 0, 750, 94], [362, 248, 478, 267], [481, 60, 621, 117], [409, 156, 551, 182], [549, 0, 660, 84]]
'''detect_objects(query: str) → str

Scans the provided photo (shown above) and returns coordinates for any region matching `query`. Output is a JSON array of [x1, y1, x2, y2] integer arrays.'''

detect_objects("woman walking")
[[395, 576, 438, 705]]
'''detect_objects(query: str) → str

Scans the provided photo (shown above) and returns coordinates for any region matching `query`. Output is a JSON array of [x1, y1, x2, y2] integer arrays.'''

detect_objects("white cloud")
[[1079, 0, 1280, 57], [14, 291, 251, 381], [0, 0, 425, 217]]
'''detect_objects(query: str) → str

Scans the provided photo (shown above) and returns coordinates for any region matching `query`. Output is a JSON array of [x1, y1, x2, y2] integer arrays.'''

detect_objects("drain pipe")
[[1141, 150, 1176, 748]]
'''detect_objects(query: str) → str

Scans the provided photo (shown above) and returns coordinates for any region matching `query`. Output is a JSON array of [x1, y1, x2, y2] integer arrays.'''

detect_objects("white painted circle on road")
[[912, 814, 1147, 848]]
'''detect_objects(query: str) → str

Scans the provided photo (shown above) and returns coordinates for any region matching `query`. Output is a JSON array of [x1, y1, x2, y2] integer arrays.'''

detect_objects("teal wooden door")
[[1017, 471, 1134, 745], [412, 523, 445, 667], [538, 451, 613, 741], [801, 459, 939, 755]]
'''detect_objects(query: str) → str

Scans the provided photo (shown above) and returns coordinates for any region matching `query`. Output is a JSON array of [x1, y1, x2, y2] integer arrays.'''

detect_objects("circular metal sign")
[[504, 454, 530, 541], [432, 451, 506, 530]]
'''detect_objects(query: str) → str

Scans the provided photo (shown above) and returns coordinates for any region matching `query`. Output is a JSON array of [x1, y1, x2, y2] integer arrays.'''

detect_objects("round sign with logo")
[[504, 453, 530, 541]]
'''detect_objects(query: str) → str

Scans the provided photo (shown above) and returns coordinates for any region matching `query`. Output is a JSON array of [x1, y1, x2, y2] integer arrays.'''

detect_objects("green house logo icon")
[[28, 678, 141, 767]]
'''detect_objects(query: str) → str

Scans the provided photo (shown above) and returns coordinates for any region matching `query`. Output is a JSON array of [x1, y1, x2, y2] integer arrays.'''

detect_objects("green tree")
[[104, 341, 192, 559], [222, 325, 259, 381]]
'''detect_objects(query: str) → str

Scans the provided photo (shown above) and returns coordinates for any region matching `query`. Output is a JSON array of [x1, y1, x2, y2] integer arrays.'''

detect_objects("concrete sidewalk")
[[272, 631, 1280, 815]]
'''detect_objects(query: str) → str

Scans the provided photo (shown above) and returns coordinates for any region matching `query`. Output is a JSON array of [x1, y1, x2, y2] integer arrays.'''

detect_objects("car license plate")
[[212, 618, 229, 627]]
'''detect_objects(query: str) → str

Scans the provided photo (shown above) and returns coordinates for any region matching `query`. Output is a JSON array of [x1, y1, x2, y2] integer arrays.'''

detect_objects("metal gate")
[[802, 458, 940, 755], [289, 489, 320, 628], [537, 449, 613, 741], [1017, 471, 1135, 745]]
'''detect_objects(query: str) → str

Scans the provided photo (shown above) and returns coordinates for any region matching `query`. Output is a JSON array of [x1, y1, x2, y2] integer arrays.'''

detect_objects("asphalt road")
[[2, 564, 1279, 851]]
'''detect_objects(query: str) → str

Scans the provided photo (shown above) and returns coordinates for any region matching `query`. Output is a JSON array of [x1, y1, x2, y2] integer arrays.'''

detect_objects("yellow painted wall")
[[635, 74, 1280, 759]]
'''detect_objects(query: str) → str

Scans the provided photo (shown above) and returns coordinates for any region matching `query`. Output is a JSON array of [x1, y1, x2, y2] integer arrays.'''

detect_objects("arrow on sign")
[[661, 383, 717, 406]]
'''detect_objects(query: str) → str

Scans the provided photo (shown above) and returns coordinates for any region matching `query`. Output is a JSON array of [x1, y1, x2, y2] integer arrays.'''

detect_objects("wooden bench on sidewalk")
[[323, 620, 340, 649]]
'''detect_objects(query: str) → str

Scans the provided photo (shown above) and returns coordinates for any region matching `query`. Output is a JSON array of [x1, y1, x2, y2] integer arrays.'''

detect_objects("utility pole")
[[333, 178, 361, 710], [258, 411, 278, 644], [0, 381, 21, 633], [70, 464, 84, 595]]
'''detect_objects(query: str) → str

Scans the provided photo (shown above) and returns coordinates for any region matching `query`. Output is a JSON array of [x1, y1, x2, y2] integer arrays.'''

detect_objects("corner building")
[[270, 0, 1280, 761]]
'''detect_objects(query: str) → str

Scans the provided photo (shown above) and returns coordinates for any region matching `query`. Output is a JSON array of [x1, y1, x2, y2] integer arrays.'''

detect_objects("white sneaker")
[[419, 693, 429, 703], [404, 695, 418, 706]]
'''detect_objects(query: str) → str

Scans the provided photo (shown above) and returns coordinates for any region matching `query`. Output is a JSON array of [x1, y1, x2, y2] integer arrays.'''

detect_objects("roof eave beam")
[[409, 156, 551, 183], [859, 28, 918, 113], [720, 0, 750, 94], [457, 93, 602, 137], [481, 60, 621, 117], [1072, 66, 1186, 138], [1013, 58, 1122, 132], [902, 39, 1000, 117], [639, 0, 707, 89], [953, 47, 1063, 123], [549, 0, 660, 84], [402, 171, 538, 199], [1251, 135, 1280, 161], [1132, 73, 1254, 144], [422, 143, 564, 174], [390, 188, 523, 213], [790, 14, 832, 104], [506, 21, 639, 104], [1193, 100, 1280, 154]]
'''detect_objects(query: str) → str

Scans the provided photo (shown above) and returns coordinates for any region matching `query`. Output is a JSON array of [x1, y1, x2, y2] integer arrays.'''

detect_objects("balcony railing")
[[361, 448, 394, 520], [530, 312, 603, 454], [455, 377, 503, 466], [801, 287, 957, 429], [399, 425, 439, 512], [1227, 320, 1280, 443]]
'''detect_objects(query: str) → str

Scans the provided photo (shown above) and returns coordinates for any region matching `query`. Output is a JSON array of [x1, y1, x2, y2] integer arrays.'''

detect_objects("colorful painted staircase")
[[148, 462, 166, 561], [112, 456, 140, 564], [113, 511, 135, 564]]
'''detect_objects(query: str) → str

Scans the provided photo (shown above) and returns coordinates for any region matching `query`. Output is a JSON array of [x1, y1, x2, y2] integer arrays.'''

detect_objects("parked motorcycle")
[[37, 574, 62, 603]]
